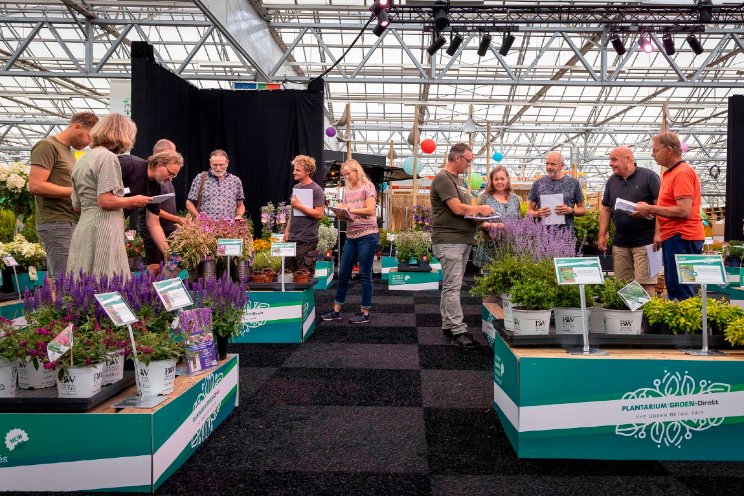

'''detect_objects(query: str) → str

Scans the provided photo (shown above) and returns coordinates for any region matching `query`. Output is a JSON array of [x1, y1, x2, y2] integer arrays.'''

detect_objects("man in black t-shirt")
[[598, 146, 661, 294]]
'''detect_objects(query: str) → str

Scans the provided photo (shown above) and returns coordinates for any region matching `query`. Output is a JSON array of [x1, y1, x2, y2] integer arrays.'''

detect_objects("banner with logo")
[[388, 271, 439, 291], [492, 334, 744, 460], [234, 288, 316, 343]]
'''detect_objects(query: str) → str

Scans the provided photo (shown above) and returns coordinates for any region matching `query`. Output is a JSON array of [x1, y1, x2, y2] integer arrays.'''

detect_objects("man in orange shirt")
[[635, 132, 704, 300]]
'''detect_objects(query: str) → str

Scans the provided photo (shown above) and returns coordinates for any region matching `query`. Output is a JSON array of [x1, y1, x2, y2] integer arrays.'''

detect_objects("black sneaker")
[[350, 312, 369, 324], [321, 310, 342, 321], [441, 328, 453, 338], [451, 332, 480, 350]]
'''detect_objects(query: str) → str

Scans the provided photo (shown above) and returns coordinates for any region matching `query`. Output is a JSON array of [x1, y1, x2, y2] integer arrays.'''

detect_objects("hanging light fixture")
[[477, 33, 492, 57], [432, 2, 450, 31], [662, 34, 675, 56], [609, 34, 626, 56], [499, 33, 515, 56], [427, 34, 447, 56], [686, 34, 704, 55], [638, 34, 654, 53], [446, 33, 464, 56], [373, 10, 390, 37]]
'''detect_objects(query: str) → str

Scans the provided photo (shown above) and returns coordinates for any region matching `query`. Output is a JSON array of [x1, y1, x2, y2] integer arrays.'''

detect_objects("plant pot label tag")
[[95, 292, 139, 327], [2, 255, 18, 267], [153, 278, 193, 312], [47, 323, 73, 362], [28, 266, 37, 281], [271, 242, 296, 257], [675, 254, 726, 285], [554, 257, 604, 285], [617, 281, 651, 312], [216, 238, 243, 257], [125, 230, 136, 241]]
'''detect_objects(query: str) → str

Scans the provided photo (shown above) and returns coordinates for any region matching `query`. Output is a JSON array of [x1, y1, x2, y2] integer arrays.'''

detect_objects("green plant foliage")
[[597, 277, 630, 310], [319, 215, 333, 227], [705, 297, 744, 334], [252, 250, 282, 272], [316, 224, 339, 253], [724, 316, 744, 346], [394, 229, 431, 263], [20, 213, 39, 243], [0, 209, 15, 243], [555, 285, 582, 308], [470, 255, 553, 297], [128, 331, 185, 366], [510, 277, 558, 310], [643, 297, 676, 327], [725, 241, 744, 263], [574, 209, 614, 252], [378, 228, 391, 251]]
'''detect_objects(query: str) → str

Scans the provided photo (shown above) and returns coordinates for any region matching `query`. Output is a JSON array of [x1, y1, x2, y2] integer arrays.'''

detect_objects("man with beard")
[[29, 112, 99, 277], [527, 151, 586, 230]]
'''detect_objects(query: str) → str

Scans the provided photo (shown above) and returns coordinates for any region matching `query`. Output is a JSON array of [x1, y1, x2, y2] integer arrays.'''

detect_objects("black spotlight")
[[446, 33, 464, 56], [477, 33, 492, 57], [499, 33, 515, 56], [662, 34, 675, 56], [697, 0, 713, 23], [369, 0, 393, 15], [433, 5, 450, 31], [609, 34, 626, 56], [373, 10, 390, 37], [427, 34, 447, 56], [638, 34, 654, 53], [687, 34, 704, 55]]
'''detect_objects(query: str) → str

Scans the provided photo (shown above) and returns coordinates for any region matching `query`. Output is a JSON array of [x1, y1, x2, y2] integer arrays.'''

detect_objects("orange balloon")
[[421, 139, 436, 154]]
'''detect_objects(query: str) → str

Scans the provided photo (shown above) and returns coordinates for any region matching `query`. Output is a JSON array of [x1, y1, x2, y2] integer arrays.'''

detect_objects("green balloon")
[[469, 172, 483, 189]]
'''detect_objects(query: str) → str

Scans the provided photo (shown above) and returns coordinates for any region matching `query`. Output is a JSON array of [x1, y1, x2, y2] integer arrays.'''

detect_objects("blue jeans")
[[334, 233, 379, 310], [662, 234, 703, 300]]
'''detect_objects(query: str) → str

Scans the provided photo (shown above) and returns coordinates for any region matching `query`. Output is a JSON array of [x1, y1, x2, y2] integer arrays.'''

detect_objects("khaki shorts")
[[612, 245, 657, 285]]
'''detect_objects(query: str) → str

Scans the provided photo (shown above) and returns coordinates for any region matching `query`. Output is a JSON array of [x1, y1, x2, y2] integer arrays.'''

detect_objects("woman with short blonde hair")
[[89, 113, 137, 154]]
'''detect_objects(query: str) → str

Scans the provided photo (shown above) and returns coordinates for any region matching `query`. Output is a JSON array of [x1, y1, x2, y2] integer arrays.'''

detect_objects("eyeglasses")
[[458, 155, 474, 164], [210, 161, 228, 167], [162, 164, 179, 179]]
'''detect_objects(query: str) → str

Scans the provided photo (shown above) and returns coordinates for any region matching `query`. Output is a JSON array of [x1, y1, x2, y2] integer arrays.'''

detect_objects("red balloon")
[[421, 139, 436, 154]]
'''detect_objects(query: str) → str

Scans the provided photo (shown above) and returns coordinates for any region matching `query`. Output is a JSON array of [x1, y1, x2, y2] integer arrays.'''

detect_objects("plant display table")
[[491, 334, 744, 460], [235, 286, 316, 343], [387, 268, 440, 291], [313, 260, 334, 289], [0, 300, 23, 320], [380, 256, 397, 281], [0, 355, 239, 492]]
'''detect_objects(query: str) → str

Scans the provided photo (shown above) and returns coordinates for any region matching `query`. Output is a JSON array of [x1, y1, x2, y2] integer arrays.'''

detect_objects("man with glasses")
[[431, 143, 494, 350], [527, 151, 585, 230], [119, 148, 184, 266], [635, 132, 704, 300], [186, 149, 245, 220]]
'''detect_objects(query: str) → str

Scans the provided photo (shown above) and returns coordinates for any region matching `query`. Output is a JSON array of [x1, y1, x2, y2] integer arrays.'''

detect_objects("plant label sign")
[[94, 292, 138, 327], [153, 278, 193, 312], [271, 242, 296, 258], [617, 281, 651, 312], [216, 238, 243, 257], [2, 255, 18, 267], [675, 254, 726, 285], [554, 257, 604, 285]]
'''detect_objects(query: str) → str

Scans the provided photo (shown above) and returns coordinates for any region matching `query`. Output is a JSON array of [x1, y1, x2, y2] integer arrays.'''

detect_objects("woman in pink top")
[[321, 159, 379, 324]]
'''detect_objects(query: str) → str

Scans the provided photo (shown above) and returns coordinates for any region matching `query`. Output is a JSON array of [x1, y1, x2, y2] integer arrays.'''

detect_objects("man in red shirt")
[[635, 132, 704, 300]]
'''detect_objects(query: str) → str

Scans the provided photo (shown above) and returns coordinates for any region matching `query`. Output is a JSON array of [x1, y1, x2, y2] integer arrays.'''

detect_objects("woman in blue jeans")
[[321, 159, 379, 324]]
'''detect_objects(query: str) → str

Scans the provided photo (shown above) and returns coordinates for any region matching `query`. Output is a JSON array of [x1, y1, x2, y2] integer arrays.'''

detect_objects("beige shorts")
[[612, 245, 657, 285]]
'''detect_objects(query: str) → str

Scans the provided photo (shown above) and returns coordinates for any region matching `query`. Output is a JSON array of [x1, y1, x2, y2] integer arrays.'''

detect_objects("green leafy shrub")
[[394, 229, 431, 263], [470, 255, 553, 297], [643, 297, 676, 327], [574, 209, 614, 252], [0, 209, 14, 243], [555, 284, 596, 308], [724, 316, 744, 346], [510, 277, 557, 310], [706, 298, 744, 334], [20, 213, 39, 243], [598, 277, 630, 310]]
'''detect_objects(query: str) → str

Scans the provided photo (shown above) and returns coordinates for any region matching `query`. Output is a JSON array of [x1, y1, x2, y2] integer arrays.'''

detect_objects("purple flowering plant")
[[15, 319, 71, 370], [490, 217, 578, 263], [190, 273, 247, 338], [412, 205, 432, 232], [177, 307, 213, 345]]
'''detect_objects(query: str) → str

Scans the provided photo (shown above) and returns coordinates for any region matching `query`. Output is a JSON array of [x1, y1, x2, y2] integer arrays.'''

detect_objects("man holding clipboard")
[[284, 155, 325, 274]]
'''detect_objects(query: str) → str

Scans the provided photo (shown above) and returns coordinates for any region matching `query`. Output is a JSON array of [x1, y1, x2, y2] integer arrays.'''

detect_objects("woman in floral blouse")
[[473, 165, 521, 270]]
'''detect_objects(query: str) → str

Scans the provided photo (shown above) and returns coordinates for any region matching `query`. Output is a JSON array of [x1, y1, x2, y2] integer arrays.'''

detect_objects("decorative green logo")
[[4, 428, 29, 451], [190, 371, 223, 449]]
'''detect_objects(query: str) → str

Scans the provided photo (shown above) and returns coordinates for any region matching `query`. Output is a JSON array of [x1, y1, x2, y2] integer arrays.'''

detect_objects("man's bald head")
[[609, 146, 636, 179]]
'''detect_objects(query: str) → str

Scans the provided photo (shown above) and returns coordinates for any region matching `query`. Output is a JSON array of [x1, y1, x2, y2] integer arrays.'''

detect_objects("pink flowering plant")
[[0, 317, 19, 362], [15, 319, 70, 371], [260, 201, 276, 239], [127, 328, 184, 366], [53, 330, 107, 378]]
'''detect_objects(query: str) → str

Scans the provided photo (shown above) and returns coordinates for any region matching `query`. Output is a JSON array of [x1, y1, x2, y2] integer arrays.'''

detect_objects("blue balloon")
[[492, 151, 504, 162], [402, 156, 416, 175]]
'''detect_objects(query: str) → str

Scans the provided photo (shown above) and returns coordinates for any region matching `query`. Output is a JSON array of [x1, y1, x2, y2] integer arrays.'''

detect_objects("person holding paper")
[[29, 112, 99, 278], [320, 159, 379, 324], [430, 144, 494, 350], [67, 113, 151, 279], [526, 151, 585, 230], [473, 165, 522, 270], [598, 146, 661, 294], [635, 132, 705, 300], [284, 155, 325, 273], [185, 150, 245, 220]]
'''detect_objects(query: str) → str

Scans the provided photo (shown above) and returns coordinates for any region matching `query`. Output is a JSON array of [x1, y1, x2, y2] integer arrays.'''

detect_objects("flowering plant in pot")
[[128, 330, 184, 366], [0, 318, 19, 396], [191, 274, 247, 359], [0, 233, 46, 268], [293, 268, 311, 284], [125, 236, 144, 266], [394, 230, 431, 268], [316, 224, 338, 259], [0, 161, 34, 222], [412, 205, 432, 232], [166, 216, 215, 270]]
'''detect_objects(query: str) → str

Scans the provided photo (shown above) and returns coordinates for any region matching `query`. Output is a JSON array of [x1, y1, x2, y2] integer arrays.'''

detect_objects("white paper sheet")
[[148, 192, 175, 204], [540, 193, 565, 225], [646, 244, 663, 278], [615, 197, 637, 213], [292, 188, 314, 216]]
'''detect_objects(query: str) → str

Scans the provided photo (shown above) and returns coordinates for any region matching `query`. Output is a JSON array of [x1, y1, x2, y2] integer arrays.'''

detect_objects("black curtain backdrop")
[[130, 43, 324, 230], [726, 95, 744, 241]]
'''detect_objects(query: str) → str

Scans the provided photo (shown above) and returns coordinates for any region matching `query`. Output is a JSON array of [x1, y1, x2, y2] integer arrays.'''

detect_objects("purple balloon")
[[681, 141, 689, 153], [325, 127, 337, 138]]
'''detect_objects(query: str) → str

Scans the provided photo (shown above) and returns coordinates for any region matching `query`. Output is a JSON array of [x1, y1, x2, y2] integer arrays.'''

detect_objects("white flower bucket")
[[589, 306, 606, 334], [17, 357, 56, 389], [511, 308, 552, 335], [137, 359, 177, 397], [554, 307, 590, 335], [604, 309, 644, 335], [102, 349, 125, 386], [56, 363, 104, 398], [0, 356, 17, 397], [500, 293, 514, 331]]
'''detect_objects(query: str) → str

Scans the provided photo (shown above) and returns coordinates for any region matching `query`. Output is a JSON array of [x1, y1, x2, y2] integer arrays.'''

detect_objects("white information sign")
[[217, 238, 243, 257], [94, 292, 139, 327], [2, 255, 18, 267], [271, 242, 297, 258], [153, 278, 193, 311], [617, 281, 651, 312], [675, 254, 727, 285], [554, 257, 605, 285]]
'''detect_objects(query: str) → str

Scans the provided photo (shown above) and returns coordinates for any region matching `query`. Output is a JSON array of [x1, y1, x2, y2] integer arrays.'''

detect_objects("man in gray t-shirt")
[[527, 151, 586, 231], [284, 155, 325, 273]]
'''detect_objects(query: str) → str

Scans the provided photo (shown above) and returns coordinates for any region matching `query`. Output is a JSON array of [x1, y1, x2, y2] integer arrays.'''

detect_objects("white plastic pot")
[[102, 349, 125, 386], [589, 306, 606, 334], [500, 293, 514, 331], [554, 307, 590, 335], [0, 356, 17, 397], [137, 359, 177, 397], [604, 309, 644, 335], [511, 308, 552, 335], [56, 363, 104, 398], [17, 357, 56, 389]]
